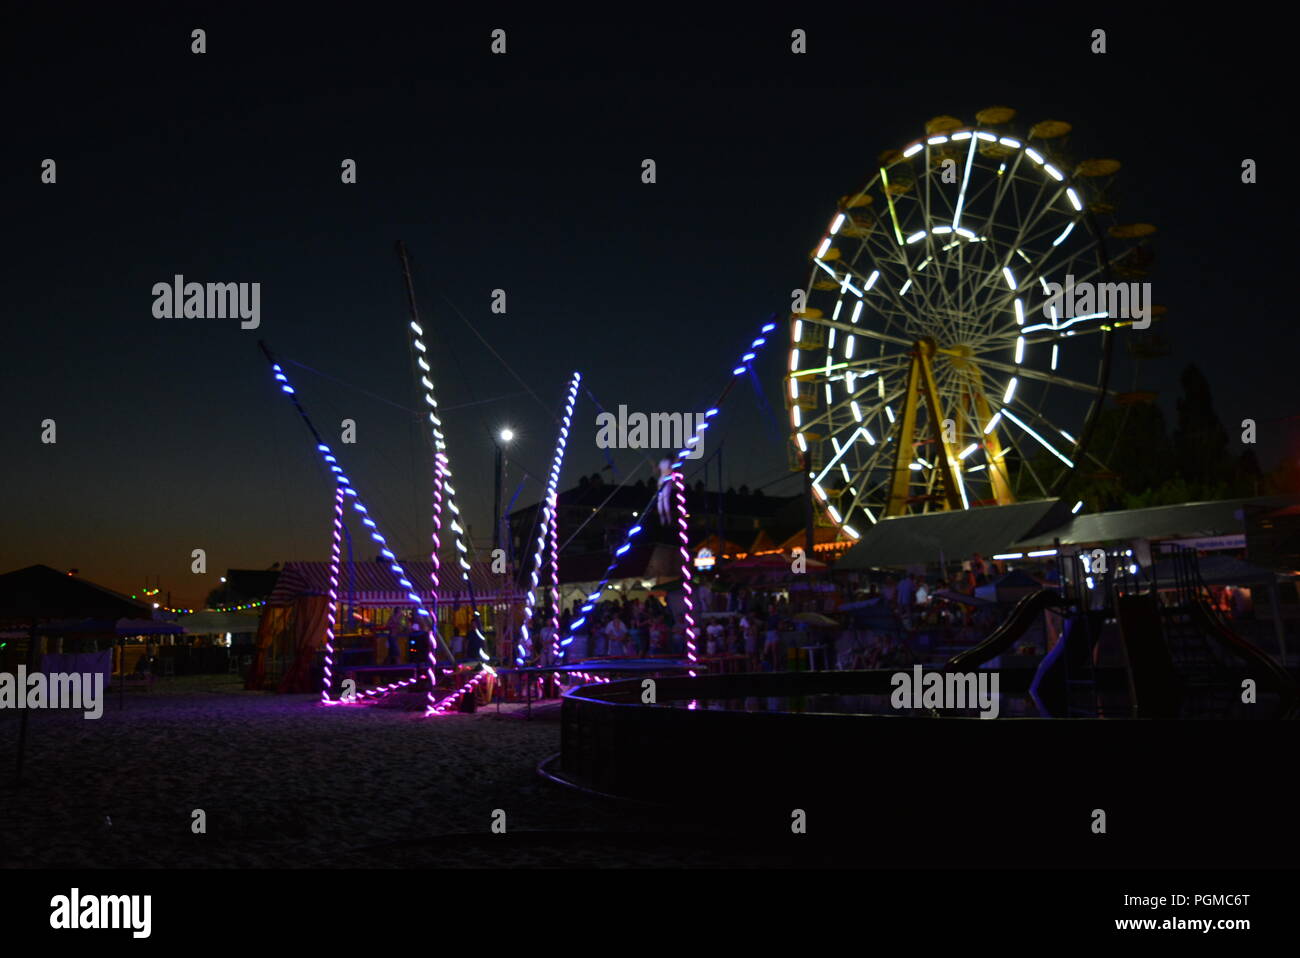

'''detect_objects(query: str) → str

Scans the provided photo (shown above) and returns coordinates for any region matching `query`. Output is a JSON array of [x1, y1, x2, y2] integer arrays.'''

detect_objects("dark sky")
[[3, 6, 1291, 607]]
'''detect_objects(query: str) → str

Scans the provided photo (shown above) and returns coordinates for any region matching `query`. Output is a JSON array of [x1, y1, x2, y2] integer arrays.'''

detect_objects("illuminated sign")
[[1168, 534, 1245, 552], [694, 548, 715, 570]]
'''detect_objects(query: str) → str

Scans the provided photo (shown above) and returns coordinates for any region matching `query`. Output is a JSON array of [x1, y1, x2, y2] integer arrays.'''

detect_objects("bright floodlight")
[[499, 428, 514, 443]]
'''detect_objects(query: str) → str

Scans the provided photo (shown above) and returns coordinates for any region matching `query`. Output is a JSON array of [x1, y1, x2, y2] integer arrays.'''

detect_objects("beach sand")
[[0, 676, 790, 868]]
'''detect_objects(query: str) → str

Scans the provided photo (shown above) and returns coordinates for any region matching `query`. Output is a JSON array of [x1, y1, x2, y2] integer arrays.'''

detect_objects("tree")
[[1173, 364, 1232, 494]]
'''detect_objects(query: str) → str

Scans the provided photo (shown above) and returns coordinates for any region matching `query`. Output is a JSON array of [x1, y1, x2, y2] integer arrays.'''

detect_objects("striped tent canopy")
[[268, 559, 521, 608]]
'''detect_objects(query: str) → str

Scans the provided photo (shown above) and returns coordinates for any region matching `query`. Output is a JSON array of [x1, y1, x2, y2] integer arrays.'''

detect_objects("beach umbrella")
[[0, 566, 149, 785]]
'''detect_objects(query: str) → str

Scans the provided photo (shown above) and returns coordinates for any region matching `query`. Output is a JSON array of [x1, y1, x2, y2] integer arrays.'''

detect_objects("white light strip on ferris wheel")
[[1066, 188, 1082, 211], [953, 134, 978, 229], [1052, 222, 1076, 246], [831, 213, 846, 234], [952, 460, 970, 510], [1000, 407, 1075, 468], [1021, 311, 1108, 334], [814, 427, 867, 486], [789, 362, 853, 378]]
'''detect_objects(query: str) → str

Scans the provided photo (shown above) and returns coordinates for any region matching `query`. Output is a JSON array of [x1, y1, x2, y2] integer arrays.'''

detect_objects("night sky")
[[3, 6, 1290, 607]]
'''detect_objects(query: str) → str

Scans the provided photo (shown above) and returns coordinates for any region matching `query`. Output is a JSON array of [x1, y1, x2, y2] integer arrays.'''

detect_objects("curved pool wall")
[[547, 669, 1294, 866], [555, 669, 1038, 807]]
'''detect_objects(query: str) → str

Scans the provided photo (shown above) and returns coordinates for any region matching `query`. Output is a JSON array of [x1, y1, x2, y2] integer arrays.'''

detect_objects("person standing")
[[604, 613, 629, 657], [386, 608, 408, 665], [741, 614, 759, 668]]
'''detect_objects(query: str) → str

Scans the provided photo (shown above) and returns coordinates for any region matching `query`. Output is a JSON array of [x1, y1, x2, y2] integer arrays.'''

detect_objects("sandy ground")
[[0, 676, 796, 869]]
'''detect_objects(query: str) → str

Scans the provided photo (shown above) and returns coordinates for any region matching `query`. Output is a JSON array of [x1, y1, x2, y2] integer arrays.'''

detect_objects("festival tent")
[[248, 559, 526, 692], [0, 565, 152, 781], [0, 565, 151, 671], [716, 553, 828, 581], [0, 565, 149, 623]]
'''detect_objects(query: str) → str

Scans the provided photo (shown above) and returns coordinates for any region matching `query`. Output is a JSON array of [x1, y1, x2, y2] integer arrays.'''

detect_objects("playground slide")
[[946, 589, 1063, 671], [1028, 611, 1102, 717], [1190, 599, 1297, 718]]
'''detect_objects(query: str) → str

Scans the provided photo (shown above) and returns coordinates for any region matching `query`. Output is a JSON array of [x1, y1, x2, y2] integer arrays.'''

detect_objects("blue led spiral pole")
[[258, 341, 458, 702], [555, 317, 778, 660]]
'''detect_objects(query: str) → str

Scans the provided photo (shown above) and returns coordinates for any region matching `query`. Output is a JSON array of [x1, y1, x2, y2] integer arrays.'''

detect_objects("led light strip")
[[405, 318, 499, 715], [548, 376, 581, 660], [999, 407, 1075, 468], [518, 372, 582, 665], [320, 483, 345, 704], [430, 668, 493, 715], [671, 470, 699, 677], [265, 356, 452, 705], [556, 320, 778, 655]]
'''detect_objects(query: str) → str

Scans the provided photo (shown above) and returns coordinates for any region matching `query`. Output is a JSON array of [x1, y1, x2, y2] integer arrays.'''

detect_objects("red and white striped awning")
[[268, 560, 521, 608]]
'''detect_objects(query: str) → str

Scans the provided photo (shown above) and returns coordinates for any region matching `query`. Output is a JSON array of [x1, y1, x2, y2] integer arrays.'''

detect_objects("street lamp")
[[494, 427, 515, 553]]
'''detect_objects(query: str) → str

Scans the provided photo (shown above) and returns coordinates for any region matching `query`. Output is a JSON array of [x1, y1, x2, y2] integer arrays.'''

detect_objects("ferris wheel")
[[786, 108, 1157, 540]]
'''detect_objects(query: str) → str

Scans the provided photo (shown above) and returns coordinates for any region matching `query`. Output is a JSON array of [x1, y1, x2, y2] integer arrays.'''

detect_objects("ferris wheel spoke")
[[972, 365, 1078, 474], [966, 353, 1115, 399], [794, 114, 1136, 524]]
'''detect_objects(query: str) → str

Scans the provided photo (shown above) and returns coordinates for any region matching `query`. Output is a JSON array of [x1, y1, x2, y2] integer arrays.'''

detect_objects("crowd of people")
[[508, 589, 828, 672]]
